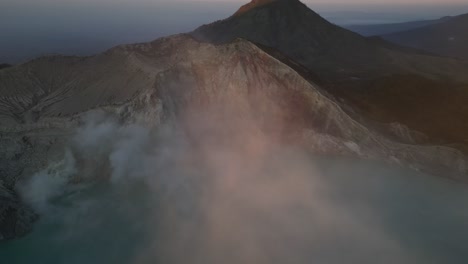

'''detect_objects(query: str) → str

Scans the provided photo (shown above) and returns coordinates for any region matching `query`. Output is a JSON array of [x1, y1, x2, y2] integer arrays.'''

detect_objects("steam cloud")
[[17, 98, 422, 264]]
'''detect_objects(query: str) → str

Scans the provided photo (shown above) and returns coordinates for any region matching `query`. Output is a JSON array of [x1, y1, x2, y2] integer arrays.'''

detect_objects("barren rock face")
[[0, 34, 467, 240]]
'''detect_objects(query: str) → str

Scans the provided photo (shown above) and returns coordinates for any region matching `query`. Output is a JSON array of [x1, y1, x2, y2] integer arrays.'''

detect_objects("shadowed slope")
[[0, 64, 11, 70]]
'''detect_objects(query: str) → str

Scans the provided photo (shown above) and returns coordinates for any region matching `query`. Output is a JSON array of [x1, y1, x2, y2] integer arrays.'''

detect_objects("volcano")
[[192, 0, 468, 152]]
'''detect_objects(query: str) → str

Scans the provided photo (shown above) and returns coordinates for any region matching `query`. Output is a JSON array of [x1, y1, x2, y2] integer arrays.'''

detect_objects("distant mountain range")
[[383, 13, 468, 60], [343, 16, 452, 36], [345, 13, 468, 60]]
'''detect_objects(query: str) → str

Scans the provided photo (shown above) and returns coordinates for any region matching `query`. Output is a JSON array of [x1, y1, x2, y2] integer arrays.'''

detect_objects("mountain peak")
[[234, 0, 301, 16], [192, 0, 340, 57]]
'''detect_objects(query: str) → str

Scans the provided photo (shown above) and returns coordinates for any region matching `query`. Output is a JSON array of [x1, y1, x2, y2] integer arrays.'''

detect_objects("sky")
[[3, 0, 468, 4], [1, 0, 468, 63]]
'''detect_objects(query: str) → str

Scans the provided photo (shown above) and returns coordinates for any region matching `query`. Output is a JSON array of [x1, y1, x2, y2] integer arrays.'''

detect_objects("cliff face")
[[1, 35, 467, 240]]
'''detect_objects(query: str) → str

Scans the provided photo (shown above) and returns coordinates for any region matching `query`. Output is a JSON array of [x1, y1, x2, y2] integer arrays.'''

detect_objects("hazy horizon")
[[2, 0, 468, 63]]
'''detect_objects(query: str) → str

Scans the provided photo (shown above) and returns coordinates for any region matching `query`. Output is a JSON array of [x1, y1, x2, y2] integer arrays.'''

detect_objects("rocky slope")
[[192, 0, 468, 153], [1, 34, 468, 240]]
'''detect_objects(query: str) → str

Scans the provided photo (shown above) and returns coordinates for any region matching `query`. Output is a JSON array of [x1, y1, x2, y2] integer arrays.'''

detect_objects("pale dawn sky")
[[1, 0, 467, 63]]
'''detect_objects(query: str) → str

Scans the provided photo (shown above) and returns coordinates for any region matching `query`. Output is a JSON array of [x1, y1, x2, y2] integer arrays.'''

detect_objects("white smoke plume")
[[18, 149, 77, 212], [16, 96, 426, 263]]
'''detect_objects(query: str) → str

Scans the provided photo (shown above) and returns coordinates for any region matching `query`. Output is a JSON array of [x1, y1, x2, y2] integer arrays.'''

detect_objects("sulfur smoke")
[[17, 89, 424, 264]]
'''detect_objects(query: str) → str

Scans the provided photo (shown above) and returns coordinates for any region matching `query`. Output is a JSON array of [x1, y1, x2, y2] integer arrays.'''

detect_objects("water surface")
[[1, 157, 468, 263]]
